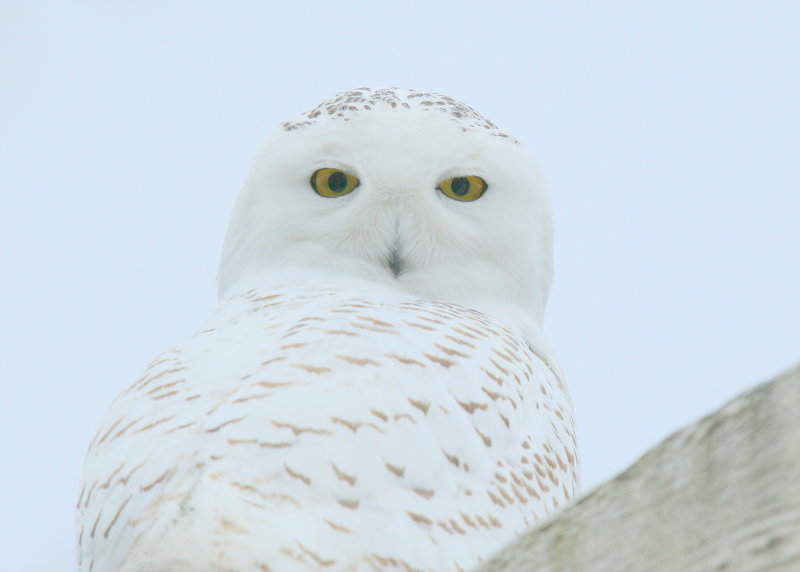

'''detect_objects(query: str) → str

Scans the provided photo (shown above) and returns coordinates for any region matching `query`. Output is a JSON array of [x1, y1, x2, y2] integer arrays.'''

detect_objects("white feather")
[[77, 88, 578, 572]]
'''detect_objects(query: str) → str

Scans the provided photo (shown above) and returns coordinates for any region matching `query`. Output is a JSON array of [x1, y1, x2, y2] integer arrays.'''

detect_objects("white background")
[[2, 2, 798, 569]]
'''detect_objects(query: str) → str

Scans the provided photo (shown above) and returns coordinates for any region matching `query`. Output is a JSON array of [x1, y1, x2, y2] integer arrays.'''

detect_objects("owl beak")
[[387, 247, 404, 278]]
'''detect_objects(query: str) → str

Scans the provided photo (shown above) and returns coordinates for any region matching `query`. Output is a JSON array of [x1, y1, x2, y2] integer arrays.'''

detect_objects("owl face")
[[219, 89, 553, 325]]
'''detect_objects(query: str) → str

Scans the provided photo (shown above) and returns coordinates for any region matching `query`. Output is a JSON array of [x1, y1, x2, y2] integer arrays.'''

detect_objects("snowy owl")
[[77, 88, 578, 572]]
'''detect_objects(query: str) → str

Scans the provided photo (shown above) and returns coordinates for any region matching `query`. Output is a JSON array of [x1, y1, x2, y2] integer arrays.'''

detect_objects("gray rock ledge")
[[476, 363, 800, 572]]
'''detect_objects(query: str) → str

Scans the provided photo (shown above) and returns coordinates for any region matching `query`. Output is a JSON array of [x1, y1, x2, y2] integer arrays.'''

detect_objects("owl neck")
[[217, 264, 559, 376]]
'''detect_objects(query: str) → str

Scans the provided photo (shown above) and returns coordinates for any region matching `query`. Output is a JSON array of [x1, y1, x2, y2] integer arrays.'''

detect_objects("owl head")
[[218, 88, 554, 326]]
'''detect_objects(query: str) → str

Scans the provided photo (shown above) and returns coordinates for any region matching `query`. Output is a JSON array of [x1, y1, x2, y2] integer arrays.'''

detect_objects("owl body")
[[77, 89, 578, 571]]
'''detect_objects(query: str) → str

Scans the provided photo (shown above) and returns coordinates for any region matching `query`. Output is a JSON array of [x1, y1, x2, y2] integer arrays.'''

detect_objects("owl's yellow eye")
[[310, 168, 359, 198], [437, 175, 488, 202]]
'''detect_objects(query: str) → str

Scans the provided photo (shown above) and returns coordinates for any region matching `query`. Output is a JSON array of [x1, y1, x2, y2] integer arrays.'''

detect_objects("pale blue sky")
[[2, 2, 798, 569]]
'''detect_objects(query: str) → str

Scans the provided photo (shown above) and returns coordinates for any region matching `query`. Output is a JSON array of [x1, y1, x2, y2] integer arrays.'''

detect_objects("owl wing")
[[77, 287, 577, 571]]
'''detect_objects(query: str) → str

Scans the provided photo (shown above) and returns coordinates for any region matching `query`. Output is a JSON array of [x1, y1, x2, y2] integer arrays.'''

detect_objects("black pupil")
[[327, 171, 348, 193], [450, 177, 470, 196]]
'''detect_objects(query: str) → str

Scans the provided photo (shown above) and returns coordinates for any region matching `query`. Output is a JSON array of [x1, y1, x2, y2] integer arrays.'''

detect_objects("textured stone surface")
[[476, 363, 800, 572]]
